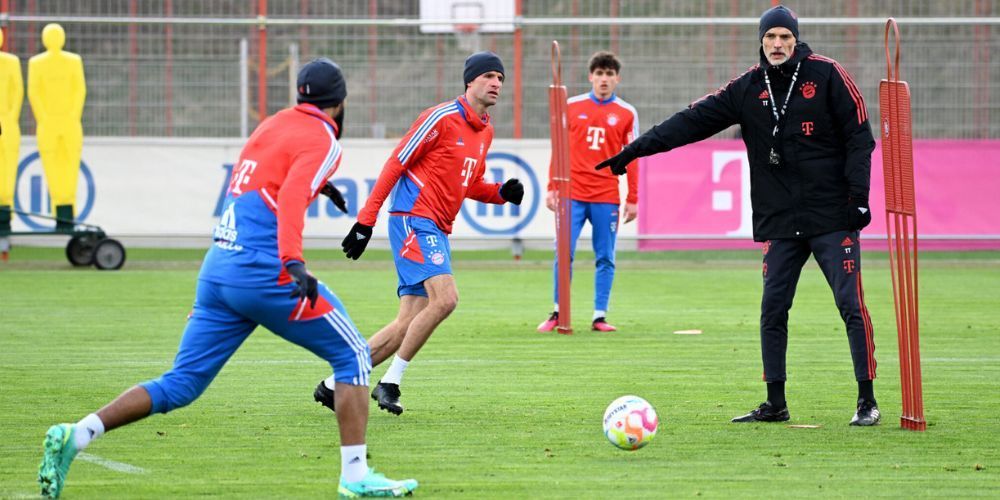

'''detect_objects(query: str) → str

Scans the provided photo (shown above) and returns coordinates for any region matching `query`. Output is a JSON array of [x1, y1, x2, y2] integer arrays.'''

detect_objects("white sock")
[[340, 444, 368, 482], [74, 413, 105, 451], [553, 303, 559, 313], [380, 355, 410, 385], [593, 310, 607, 321], [323, 376, 336, 390]]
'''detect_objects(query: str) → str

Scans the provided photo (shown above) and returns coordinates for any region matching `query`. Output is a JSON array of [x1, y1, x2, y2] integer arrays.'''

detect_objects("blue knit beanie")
[[297, 58, 347, 108], [463, 51, 505, 86], [759, 5, 799, 41]]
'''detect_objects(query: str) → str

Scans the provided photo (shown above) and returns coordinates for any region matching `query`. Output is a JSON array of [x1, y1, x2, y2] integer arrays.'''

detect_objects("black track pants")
[[759, 230, 876, 382]]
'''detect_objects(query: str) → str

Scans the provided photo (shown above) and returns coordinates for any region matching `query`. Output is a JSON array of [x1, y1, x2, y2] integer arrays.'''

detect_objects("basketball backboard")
[[419, 0, 515, 33]]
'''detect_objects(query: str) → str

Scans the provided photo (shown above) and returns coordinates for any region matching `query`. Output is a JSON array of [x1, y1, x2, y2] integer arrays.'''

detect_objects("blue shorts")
[[140, 278, 370, 414], [388, 215, 452, 297]]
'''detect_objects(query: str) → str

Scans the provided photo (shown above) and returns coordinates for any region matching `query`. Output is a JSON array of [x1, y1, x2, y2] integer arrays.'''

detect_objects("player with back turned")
[[538, 51, 639, 333], [596, 5, 881, 426], [313, 52, 524, 416], [37, 58, 418, 498]]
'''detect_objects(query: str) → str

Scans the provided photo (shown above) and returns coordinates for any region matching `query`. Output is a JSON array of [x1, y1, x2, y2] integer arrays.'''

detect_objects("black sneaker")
[[313, 381, 335, 413], [372, 382, 404, 415], [731, 401, 790, 423], [850, 399, 881, 426]]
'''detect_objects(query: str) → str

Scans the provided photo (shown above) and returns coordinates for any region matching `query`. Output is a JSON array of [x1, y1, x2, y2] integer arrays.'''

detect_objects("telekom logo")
[[586, 126, 606, 150], [460, 157, 477, 186], [711, 151, 752, 237], [843, 260, 856, 274], [229, 159, 258, 195]]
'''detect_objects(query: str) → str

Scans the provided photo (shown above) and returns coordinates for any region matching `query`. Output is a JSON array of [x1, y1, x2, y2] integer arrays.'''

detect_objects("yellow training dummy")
[[28, 23, 86, 231], [0, 28, 24, 232]]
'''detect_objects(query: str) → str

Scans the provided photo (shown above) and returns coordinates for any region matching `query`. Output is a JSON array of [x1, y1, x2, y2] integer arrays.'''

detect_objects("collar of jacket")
[[758, 41, 813, 75], [588, 91, 617, 105], [294, 102, 340, 136], [456, 95, 490, 132]]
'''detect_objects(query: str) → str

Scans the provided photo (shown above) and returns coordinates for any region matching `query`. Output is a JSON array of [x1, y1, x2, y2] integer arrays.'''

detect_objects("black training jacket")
[[627, 42, 875, 241]]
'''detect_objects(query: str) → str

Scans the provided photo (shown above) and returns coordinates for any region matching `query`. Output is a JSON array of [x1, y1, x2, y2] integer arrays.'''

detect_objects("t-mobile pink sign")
[[639, 140, 1000, 250]]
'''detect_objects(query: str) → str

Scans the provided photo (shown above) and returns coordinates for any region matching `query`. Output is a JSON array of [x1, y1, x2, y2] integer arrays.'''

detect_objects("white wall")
[[10, 138, 637, 245]]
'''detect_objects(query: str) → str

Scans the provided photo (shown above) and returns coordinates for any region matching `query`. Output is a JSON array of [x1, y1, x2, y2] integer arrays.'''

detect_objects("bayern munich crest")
[[429, 250, 445, 265], [801, 81, 816, 99]]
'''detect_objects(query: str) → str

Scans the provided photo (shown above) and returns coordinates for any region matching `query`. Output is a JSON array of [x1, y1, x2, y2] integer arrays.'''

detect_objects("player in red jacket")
[[313, 52, 524, 415], [37, 59, 418, 499], [538, 51, 640, 333]]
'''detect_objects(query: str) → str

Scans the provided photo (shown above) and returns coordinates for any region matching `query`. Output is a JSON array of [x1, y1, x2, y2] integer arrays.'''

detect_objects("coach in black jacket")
[[597, 5, 881, 426]]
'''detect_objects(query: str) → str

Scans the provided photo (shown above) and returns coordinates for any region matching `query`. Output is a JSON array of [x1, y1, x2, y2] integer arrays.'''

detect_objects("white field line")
[[77, 452, 149, 475]]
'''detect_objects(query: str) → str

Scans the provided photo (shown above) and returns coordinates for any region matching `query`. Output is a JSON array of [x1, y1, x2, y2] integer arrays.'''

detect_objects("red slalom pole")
[[548, 41, 572, 335]]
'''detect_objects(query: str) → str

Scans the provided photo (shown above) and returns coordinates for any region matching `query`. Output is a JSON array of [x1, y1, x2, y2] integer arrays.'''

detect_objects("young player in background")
[[538, 51, 640, 333], [313, 52, 524, 416], [37, 58, 418, 498]]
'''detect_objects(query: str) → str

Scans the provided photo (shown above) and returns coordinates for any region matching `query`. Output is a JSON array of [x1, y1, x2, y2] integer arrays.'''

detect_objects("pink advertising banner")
[[638, 140, 1000, 250]]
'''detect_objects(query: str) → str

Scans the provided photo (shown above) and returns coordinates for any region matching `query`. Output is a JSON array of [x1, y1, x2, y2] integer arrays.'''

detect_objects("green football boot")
[[38, 424, 80, 498], [338, 468, 418, 498]]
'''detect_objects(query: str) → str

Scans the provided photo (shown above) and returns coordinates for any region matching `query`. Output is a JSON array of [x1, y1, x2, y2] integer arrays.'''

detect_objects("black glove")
[[499, 178, 524, 205], [321, 181, 348, 214], [341, 222, 374, 260], [847, 198, 872, 231], [285, 262, 318, 308], [594, 148, 637, 176]]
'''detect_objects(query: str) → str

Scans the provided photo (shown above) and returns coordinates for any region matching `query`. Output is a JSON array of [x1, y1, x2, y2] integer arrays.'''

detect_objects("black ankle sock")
[[766, 381, 786, 408], [858, 380, 875, 403]]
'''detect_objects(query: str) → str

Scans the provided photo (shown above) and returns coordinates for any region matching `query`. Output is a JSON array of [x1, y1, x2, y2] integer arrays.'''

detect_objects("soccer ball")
[[602, 395, 659, 450]]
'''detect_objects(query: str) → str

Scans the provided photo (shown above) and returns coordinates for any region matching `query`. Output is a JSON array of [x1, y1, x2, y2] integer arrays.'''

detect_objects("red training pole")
[[548, 41, 572, 335]]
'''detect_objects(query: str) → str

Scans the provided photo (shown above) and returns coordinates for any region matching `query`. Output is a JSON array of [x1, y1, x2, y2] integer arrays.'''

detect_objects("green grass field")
[[1, 247, 998, 498]]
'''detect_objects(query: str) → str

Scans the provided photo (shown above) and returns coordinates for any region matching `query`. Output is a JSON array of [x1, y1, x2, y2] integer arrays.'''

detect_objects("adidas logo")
[[456, 137, 464, 145], [758, 89, 769, 99], [356, 233, 367, 240], [841, 236, 854, 246], [88, 429, 96, 438], [348, 456, 362, 464]]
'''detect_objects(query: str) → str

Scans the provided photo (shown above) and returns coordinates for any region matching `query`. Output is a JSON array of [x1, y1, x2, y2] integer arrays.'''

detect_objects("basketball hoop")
[[454, 22, 481, 52], [420, 0, 510, 51]]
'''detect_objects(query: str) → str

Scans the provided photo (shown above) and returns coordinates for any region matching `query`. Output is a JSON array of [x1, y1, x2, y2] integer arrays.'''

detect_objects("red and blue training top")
[[200, 103, 342, 286], [548, 92, 640, 205], [358, 96, 505, 234]]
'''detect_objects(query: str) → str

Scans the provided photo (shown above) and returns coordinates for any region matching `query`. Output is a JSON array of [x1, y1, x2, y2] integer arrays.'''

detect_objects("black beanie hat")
[[463, 51, 505, 86], [297, 58, 347, 108], [759, 5, 799, 41]]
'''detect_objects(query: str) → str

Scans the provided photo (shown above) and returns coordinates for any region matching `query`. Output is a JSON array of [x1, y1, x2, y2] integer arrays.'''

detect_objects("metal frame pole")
[[257, 0, 268, 123], [239, 38, 249, 138], [164, 0, 174, 136], [128, 0, 138, 136], [513, 0, 523, 138]]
